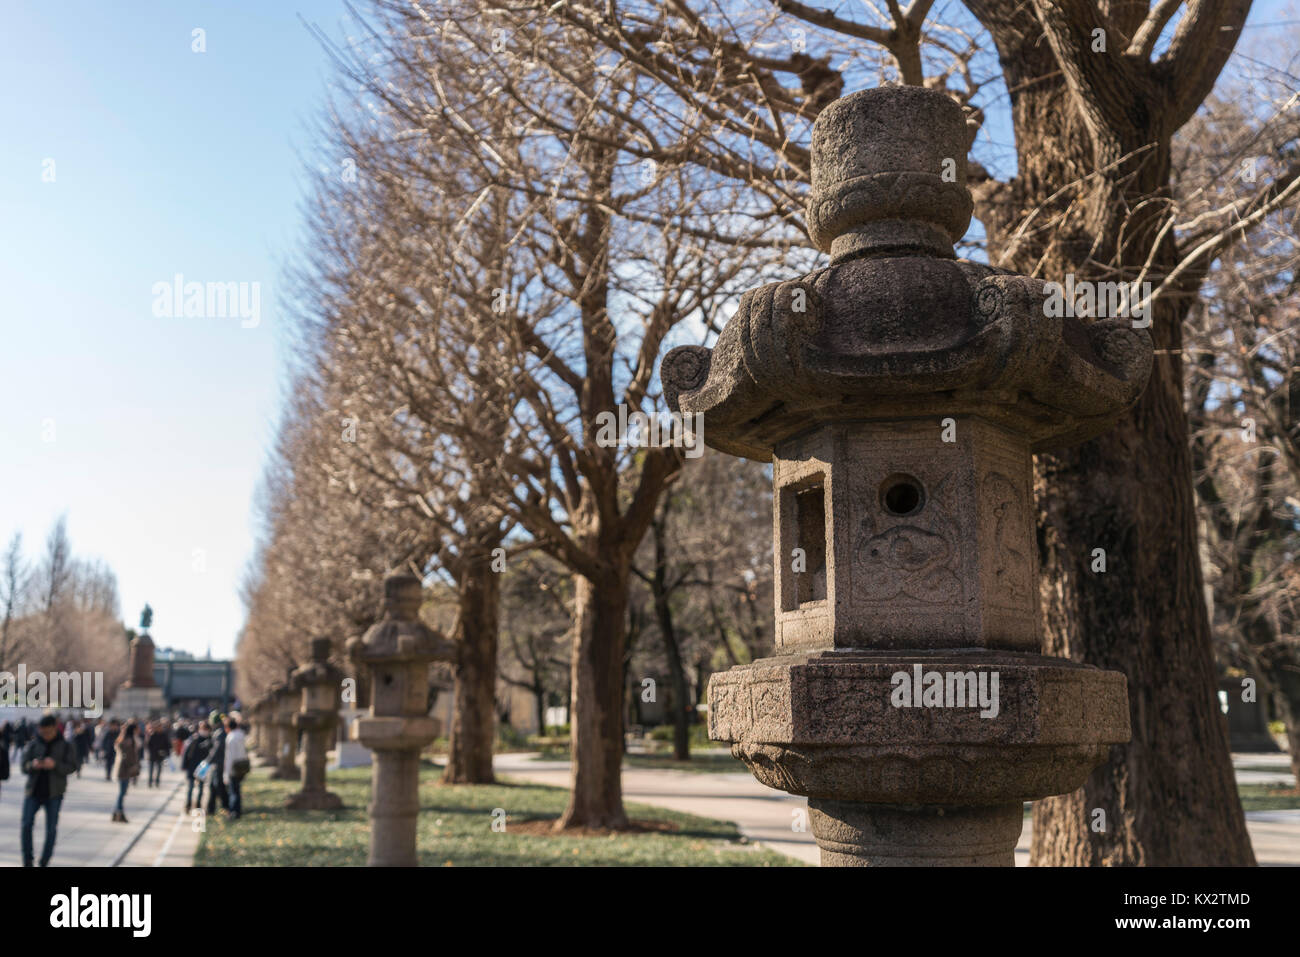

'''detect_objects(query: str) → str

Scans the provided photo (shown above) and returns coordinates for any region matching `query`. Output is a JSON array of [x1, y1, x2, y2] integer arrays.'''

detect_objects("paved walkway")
[[494, 752, 1299, 867], [4, 750, 1290, 867], [0, 758, 200, 868]]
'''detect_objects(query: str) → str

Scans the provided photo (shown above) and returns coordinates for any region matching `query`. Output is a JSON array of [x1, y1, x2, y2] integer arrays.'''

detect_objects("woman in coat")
[[112, 719, 141, 823]]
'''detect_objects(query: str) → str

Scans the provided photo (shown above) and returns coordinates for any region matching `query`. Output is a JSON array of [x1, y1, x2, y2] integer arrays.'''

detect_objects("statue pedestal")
[[331, 708, 372, 769], [108, 685, 167, 721]]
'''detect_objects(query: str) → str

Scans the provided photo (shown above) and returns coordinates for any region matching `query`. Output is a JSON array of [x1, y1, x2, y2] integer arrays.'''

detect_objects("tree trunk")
[[1281, 694, 1300, 786], [1260, 655, 1300, 784], [441, 551, 500, 785], [1031, 349, 1253, 864], [651, 510, 690, 761], [534, 685, 546, 738], [960, 11, 1255, 865], [555, 558, 630, 829]]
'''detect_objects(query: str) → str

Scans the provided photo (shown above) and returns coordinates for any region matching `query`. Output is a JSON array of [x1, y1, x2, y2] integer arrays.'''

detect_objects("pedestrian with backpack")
[[182, 721, 212, 812]]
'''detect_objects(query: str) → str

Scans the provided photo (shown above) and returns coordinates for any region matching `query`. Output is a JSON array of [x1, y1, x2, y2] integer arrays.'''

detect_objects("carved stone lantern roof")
[[347, 574, 454, 666], [291, 637, 343, 692], [663, 86, 1152, 461]]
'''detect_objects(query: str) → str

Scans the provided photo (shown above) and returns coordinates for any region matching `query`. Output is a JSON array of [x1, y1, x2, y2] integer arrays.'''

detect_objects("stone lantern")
[[269, 680, 300, 781], [347, 572, 454, 867], [254, 695, 277, 767], [246, 700, 261, 755], [661, 85, 1152, 866], [286, 637, 344, 810]]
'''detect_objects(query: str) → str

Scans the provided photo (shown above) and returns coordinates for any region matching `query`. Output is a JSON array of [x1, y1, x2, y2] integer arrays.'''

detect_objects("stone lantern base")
[[286, 710, 343, 810], [710, 649, 1129, 866], [808, 801, 1024, 866]]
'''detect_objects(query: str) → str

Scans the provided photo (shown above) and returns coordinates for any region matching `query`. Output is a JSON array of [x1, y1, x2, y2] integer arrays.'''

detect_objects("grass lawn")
[[1237, 782, 1300, 812], [531, 748, 747, 773], [194, 764, 797, 866], [622, 752, 748, 773], [1019, 783, 1300, 818]]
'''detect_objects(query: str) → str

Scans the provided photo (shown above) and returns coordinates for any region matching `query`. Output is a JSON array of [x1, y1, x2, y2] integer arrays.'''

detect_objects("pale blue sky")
[[0, 2, 1294, 662], [0, 2, 350, 657]]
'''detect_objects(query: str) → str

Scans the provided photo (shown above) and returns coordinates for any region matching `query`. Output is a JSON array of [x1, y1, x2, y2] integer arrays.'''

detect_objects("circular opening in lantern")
[[880, 474, 925, 516]]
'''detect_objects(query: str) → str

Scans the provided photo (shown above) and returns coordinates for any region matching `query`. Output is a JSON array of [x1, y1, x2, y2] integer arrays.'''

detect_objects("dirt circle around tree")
[[509, 818, 681, 838]]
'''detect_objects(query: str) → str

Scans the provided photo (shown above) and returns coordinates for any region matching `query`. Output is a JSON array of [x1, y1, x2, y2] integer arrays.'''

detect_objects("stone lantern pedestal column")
[[348, 573, 454, 867], [269, 683, 300, 781], [255, 696, 278, 767], [287, 637, 344, 810], [662, 85, 1152, 866], [247, 702, 261, 755]]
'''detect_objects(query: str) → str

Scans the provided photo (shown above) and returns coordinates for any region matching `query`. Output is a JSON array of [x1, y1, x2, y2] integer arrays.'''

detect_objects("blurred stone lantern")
[[347, 572, 454, 867], [269, 680, 300, 781], [286, 637, 344, 810], [662, 85, 1152, 866], [246, 700, 260, 755], [254, 695, 277, 767]]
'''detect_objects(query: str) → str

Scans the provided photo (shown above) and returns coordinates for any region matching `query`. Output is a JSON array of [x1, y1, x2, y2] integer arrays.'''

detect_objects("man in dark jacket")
[[205, 713, 228, 815], [181, 721, 212, 812], [20, 715, 79, 867]]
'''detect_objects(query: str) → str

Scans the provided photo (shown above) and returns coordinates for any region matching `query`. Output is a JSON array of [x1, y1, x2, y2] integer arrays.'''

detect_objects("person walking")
[[111, 720, 141, 823], [98, 719, 120, 780], [65, 721, 82, 779], [20, 715, 79, 867], [223, 715, 248, 820], [181, 721, 212, 812], [147, 721, 169, 787], [173, 720, 190, 768], [76, 721, 94, 773], [205, 712, 228, 816]]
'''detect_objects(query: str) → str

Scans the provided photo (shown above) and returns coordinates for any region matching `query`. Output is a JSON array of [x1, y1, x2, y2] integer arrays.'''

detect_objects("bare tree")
[[0, 532, 29, 670], [1181, 78, 1300, 779], [332, 0, 791, 827], [520, 0, 1300, 864]]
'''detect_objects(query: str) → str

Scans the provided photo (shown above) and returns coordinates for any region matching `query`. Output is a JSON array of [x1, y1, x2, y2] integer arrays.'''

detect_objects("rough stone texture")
[[710, 650, 1128, 804], [254, 696, 278, 767], [269, 682, 301, 782], [772, 418, 1040, 651], [662, 89, 1151, 463], [286, 637, 344, 811], [809, 800, 1024, 866], [663, 85, 1152, 866], [348, 573, 454, 867]]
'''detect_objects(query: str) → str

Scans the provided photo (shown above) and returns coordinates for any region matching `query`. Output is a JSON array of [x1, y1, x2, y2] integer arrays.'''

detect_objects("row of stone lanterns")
[[240, 86, 1149, 869], [244, 573, 451, 866]]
